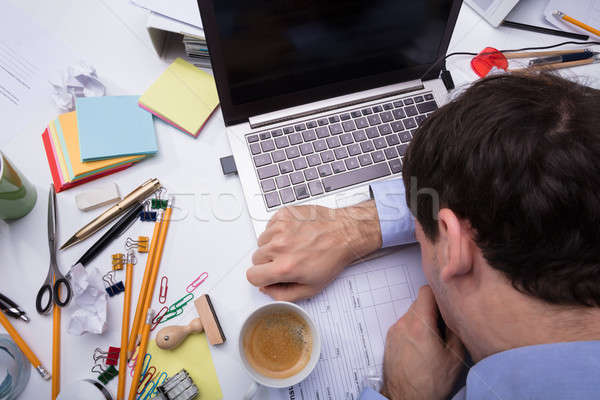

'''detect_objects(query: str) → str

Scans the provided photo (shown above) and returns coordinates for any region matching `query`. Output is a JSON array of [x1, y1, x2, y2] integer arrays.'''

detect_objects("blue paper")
[[76, 96, 157, 161]]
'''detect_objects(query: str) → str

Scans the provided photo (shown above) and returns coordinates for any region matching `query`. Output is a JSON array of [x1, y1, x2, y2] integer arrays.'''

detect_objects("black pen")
[[0, 292, 29, 322], [529, 51, 596, 66], [66, 202, 144, 278]]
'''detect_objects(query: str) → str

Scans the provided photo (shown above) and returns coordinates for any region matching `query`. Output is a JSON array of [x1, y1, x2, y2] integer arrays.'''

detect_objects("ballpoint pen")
[[66, 202, 144, 279], [0, 292, 29, 322], [60, 178, 161, 250], [529, 50, 596, 67]]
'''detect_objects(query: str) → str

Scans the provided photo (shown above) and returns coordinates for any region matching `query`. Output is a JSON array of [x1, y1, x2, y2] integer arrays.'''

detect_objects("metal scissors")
[[36, 184, 73, 314]]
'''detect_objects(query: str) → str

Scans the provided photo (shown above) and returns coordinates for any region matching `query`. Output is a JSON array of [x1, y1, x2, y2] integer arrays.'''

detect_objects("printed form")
[[269, 245, 426, 400]]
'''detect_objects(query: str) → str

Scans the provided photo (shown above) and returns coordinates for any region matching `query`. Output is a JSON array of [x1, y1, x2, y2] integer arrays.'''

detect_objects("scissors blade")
[[48, 184, 57, 249]]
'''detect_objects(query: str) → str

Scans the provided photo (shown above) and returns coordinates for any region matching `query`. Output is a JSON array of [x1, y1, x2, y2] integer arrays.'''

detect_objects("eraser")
[[194, 294, 226, 345], [75, 182, 120, 211], [220, 155, 237, 175]]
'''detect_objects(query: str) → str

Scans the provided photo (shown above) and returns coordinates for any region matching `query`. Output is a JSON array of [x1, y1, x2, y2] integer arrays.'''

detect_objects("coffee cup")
[[239, 301, 321, 399]]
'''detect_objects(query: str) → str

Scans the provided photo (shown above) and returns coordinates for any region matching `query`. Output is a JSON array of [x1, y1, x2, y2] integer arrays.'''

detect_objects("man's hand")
[[382, 286, 465, 400], [247, 201, 382, 301]]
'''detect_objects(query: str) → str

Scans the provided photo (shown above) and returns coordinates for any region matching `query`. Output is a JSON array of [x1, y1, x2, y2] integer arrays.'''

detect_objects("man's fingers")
[[444, 327, 466, 359], [257, 223, 283, 246], [251, 246, 273, 265], [410, 285, 439, 327], [261, 283, 314, 302], [246, 262, 284, 287]]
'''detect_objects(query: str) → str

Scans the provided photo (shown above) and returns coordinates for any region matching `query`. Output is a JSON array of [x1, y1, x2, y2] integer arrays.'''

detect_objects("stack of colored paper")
[[42, 96, 158, 192], [139, 58, 219, 138]]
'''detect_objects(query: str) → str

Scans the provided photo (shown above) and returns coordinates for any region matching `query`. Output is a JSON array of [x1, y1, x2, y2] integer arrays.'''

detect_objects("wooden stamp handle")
[[155, 318, 204, 350]]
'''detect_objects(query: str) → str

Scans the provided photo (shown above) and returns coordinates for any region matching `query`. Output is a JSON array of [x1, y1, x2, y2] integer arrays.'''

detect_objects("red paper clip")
[[186, 272, 208, 293], [151, 306, 169, 331], [137, 366, 156, 395], [159, 276, 168, 304]]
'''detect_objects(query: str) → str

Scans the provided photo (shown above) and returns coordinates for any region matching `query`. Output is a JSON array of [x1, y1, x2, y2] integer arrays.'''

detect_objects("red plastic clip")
[[186, 272, 208, 293], [159, 276, 168, 304]]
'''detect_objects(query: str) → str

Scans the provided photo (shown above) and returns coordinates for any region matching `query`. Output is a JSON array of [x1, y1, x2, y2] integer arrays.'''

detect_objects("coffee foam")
[[243, 309, 312, 380]]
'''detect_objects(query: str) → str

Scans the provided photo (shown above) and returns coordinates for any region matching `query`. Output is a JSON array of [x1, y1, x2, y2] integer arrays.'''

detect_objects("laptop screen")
[[199, 0, 462, 125]]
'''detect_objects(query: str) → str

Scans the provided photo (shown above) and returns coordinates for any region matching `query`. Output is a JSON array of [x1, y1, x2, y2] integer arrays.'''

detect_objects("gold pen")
[[60, 178, 161, 250]]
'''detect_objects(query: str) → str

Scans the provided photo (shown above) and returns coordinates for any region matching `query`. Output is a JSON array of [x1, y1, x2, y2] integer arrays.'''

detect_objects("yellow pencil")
[[128, 310, 153, 400], [133, 202, 173, 349], [52, 289, 61, 399], [0, 310, 50, 380], [127, 218, 162, 359], [117, 254, 135, 400], [553, 10, 600, 37]]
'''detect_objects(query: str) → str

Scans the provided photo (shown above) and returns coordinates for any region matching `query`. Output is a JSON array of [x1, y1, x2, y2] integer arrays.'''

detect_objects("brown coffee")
[[243, 309, 312, 379]]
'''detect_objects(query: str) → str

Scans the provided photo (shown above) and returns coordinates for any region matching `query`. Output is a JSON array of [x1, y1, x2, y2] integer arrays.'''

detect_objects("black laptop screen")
[[212, 0, 454, 106]]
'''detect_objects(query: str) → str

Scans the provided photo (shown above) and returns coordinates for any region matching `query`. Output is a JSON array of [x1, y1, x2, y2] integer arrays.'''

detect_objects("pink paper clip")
[[186, 272, 208, 293], [158, 276, 168, 304], [151, 306, 169, 331]]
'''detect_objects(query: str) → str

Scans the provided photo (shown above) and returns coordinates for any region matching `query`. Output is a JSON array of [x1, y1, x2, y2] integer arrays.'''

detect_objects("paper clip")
[[140, 371, 168, 400], [126, 236, 149, 253], [137, 366, 156, 395], [131, 353, 152, 378], [139, 201, 157, 222], [169, 293, 194, 311], [128, 347, 139, 372], [112, 253, 125, 271], [158, 307, 184, 324], [159, 276, 168, 304], [151, 199, 168, 210], [103, 272, 125, 297], [186, 272, 208, 293], [151, 306, 169, 331]]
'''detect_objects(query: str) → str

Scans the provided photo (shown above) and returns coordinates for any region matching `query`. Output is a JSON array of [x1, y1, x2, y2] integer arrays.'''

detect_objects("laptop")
[[198, 0, 463, 236]]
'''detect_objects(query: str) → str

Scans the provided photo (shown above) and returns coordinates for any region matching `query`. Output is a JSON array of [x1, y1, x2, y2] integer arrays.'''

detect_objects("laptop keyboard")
[[246, 93, 438, 209]]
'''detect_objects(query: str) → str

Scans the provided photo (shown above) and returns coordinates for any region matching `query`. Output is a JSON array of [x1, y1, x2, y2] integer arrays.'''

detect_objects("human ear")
[[437, 209, 473, 282]]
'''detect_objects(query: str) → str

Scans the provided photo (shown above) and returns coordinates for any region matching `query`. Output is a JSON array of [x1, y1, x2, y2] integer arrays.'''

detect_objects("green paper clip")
[[168, 293, 194, 312], [151, 199, 168, 210], [160, 307, 183, 324]]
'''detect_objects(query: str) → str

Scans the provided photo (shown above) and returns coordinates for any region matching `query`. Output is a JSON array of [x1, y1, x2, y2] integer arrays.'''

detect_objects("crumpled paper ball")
[[50, 61, 105, 112]]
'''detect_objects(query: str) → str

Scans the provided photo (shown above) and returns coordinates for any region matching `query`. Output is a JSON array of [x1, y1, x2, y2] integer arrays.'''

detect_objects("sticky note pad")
[[139, 58, 219, 138], [147, 334, 223, 400], [76, 96, 158, 161], [57, 111, 144, 179]]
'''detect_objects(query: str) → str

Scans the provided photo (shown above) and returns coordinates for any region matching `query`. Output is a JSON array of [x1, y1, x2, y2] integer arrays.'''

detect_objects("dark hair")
[[402, 73, 600, 307]]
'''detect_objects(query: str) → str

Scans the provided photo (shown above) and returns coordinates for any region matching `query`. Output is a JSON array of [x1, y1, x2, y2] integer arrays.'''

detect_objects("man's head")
[[402, 73, 600, 355]]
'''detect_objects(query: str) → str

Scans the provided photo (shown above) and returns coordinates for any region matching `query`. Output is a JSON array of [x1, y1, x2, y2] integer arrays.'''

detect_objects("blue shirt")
[[367, 181, 600, 399], [359, 341, 600, 400], [370, 179, 415, 247]]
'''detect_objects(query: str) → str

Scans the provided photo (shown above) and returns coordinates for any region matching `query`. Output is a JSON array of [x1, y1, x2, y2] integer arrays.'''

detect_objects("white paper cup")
[[239, 301, 321, 399]]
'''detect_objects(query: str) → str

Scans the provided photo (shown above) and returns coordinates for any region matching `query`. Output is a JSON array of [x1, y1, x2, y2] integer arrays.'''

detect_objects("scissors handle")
[[36, 284, 54, 315], [53, 278, 72, 308]]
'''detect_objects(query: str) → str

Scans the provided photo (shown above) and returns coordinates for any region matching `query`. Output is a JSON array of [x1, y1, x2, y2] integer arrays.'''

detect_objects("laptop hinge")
[[249, 79, 424, 129]]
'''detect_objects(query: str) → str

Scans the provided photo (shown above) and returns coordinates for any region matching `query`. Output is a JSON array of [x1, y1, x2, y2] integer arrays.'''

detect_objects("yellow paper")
[[139, 58, 219, 137], [57, 111, 143, 178], [147, 333, 223, 400], [48, 120, 70, 183]]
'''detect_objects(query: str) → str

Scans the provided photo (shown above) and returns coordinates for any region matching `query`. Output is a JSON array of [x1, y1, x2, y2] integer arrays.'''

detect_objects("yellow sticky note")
[[139, 58, 219, 137], [57, 111, 144, 178], [48, 120, 70, 183], [147, 333, 223, 400]]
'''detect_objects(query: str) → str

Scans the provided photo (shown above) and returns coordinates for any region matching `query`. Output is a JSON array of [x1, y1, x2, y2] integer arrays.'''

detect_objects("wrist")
[[340, 200, 382, 261]]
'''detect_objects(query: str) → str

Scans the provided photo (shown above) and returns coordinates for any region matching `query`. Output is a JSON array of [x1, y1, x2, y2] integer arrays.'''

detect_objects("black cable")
[[421, 40, 600, 82]]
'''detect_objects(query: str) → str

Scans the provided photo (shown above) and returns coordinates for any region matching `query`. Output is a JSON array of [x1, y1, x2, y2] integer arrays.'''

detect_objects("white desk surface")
[[1, 1, 599, 399]]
